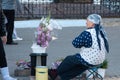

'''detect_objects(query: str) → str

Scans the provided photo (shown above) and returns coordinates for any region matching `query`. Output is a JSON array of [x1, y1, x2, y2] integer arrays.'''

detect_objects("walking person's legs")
[[13, 28, 23, 41], [3, 10, 17, 45], [0, 39, 17, 80]]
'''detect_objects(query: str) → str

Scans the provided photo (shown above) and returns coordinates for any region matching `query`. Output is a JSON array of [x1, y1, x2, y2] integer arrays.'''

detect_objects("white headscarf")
[[87, 14, 102, 25], [87, 14, 109, 53]]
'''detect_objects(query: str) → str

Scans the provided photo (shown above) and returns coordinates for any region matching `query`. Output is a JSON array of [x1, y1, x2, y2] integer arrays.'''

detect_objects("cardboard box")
[[14, 69, 31, 77]]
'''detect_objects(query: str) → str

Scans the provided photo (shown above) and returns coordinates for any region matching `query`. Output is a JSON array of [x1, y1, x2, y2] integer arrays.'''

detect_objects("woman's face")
[[86, 19, 95, 28]]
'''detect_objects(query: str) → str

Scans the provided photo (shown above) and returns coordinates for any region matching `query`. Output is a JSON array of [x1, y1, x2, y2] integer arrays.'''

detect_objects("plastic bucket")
[[36, 66, 48, 80]]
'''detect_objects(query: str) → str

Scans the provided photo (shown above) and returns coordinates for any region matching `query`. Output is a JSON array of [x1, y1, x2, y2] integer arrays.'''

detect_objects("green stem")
[[46, 11, 51, 24]]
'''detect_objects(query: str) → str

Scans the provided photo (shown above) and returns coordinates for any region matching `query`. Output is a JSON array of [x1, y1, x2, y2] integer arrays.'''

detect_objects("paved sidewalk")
[[0, 26, 120, 80]]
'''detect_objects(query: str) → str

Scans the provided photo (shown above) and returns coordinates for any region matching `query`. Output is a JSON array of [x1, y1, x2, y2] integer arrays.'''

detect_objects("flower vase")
[[31, 43, 46, 53]]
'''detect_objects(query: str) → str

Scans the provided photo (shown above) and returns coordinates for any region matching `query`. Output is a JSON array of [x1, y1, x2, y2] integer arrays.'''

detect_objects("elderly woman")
[[56, 14, 109, 80], [0, 2, 17, 80]]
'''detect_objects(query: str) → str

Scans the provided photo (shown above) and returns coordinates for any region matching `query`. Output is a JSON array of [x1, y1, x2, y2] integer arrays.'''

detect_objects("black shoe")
[[6, 42, 18, 45]]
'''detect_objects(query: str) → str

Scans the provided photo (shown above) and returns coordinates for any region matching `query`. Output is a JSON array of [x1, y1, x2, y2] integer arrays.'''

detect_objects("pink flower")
[[16, 60, 31, 69], [36, 21, 52, 47], [51, 58, 64, 69]]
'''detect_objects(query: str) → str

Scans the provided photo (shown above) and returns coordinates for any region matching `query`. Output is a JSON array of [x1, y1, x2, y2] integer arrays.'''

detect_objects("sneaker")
[[13, 37, 23, 41], [3, 76, 17, 80]]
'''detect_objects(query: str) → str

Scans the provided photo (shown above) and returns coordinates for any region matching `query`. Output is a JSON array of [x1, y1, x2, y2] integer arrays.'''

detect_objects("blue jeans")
[[57, 54, 89, 80]]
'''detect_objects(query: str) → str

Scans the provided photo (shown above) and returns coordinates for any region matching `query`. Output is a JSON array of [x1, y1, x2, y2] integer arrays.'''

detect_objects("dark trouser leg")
[[3, 10, 15, 43], [57, 55, 88, 80], [0, 39, 7, 68]]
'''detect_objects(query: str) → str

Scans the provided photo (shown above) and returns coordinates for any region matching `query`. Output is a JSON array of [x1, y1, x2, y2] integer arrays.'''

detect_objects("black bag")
[[48, 69, 58, 80]]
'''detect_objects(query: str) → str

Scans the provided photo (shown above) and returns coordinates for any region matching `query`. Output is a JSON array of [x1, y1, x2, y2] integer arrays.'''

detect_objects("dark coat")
[[0, 1, 6, 37]]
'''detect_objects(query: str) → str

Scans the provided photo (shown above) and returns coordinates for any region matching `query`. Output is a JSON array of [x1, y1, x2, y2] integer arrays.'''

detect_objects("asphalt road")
[[1, 26, 120, 79]]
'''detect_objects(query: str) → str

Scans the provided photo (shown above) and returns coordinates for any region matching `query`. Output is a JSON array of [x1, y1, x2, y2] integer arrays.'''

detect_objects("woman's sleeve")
[[72, 31, 92, 48], [0, 10, 6, 37]]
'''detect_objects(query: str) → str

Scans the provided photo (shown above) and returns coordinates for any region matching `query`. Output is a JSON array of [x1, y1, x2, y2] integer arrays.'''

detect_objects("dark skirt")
[[57, 53, 94, 80]]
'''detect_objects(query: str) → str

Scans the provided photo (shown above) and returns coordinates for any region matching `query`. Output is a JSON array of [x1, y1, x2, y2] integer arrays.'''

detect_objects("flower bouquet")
[[31, 14, 51, 53], [31, 14, 62, 53], [48, 58, 64, 80], [15, 59, 31, 76], [36, 18, 52, 47], [51, 58, 64, 69], [16, 59, 31, 70]]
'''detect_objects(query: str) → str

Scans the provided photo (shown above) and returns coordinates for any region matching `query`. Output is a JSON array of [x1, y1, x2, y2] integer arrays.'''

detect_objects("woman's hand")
[[1, 36, 7, 44]]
